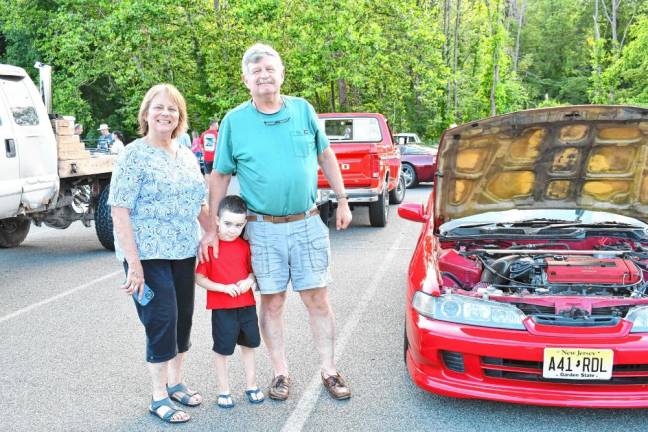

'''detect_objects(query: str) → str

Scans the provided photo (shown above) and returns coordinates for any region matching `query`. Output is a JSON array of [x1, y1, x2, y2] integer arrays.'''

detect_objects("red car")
[[399, 105, 648, 408], [399, 144, 437, 188]]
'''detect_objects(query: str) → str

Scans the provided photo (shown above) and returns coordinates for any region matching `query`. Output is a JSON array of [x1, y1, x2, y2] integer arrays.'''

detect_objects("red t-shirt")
[[195, 237, 256, 309], [199, 128, 218, 162]]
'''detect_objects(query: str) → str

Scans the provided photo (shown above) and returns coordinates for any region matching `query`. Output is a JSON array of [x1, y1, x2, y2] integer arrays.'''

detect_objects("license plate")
[[542, 348, 613, 380]]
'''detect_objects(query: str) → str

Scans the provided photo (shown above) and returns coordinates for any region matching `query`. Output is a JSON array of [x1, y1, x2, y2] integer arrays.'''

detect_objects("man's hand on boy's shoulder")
[[199, 230, 219, 262]]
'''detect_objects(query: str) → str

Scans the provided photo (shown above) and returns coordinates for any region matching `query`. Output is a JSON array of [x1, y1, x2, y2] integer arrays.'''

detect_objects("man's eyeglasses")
[[264, 117, 291, 126]]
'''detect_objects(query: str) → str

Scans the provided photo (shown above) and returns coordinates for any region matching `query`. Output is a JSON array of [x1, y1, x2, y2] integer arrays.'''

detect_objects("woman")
[[108, 84, 209, 424], [110, 130, 125, 154]]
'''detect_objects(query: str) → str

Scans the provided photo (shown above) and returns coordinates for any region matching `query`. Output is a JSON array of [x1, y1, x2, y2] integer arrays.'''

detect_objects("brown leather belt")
[[246, 208, 319, 224]]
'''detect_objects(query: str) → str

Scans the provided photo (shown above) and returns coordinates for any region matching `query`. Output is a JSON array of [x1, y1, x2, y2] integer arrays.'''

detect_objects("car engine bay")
[[436, 238, 648, 323]]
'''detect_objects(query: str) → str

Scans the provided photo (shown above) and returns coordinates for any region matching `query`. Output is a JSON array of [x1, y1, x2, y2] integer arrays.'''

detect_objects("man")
[[199, 120, 219, 181], [97, 123, 113, 152], [200, 43, 353, 401], [176, 131, 192, 149]]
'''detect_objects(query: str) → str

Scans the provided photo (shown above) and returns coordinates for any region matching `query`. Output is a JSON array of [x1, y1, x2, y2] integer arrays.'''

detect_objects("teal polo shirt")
[[215, 96, 329, 216]]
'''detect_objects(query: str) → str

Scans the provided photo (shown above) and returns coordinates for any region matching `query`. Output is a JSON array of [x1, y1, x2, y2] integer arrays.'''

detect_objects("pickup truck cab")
[[317, 112, 405, 227]]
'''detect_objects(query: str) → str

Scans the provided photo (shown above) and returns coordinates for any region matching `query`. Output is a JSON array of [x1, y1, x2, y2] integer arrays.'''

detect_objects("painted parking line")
[[0, 270, 122, 324], [280, 234, 404, 432]]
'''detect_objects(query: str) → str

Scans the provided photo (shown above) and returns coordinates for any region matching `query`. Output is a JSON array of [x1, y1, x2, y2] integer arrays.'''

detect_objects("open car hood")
[[435, 105, 648, 225]]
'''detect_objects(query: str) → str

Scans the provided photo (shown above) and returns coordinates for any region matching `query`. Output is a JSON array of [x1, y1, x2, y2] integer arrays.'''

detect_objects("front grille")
[[441, 350, 465, 372], [511, 303, 555, 315], [511, 303, 632, 319], [532, 315, 620, 327], [481, 356, 648, 385], [591, 305, 631, 317]]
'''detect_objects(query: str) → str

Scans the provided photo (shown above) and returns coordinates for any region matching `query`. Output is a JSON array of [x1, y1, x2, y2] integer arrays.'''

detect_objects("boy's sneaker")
[[321, 372, 351, 400], [268, 375, 291, 400]]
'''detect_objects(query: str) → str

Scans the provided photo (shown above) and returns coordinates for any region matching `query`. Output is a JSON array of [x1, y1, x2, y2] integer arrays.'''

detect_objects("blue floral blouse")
[[108, 138, 206, 262]]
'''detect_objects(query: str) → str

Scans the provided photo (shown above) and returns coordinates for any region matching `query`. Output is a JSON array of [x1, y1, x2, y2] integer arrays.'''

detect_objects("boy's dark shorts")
[[211, 306, 260, 355]]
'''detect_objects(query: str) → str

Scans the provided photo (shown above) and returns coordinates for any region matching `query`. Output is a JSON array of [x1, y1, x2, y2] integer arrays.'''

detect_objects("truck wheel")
[[369, 185, 389, 227], [402, 163, 418, 188], [94, 186, 115, 251], [0, 216, 31, 248], [318, 201, 332, 227], [389, 174, 406, 204]]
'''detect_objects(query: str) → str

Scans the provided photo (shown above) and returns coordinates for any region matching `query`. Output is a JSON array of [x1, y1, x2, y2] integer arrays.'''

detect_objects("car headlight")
[[625, 306, 648, 333], [412, 291, 526, 330]]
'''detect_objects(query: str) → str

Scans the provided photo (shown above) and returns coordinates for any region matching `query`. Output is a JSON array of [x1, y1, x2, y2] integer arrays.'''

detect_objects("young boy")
[[195, 195, 264, 408]]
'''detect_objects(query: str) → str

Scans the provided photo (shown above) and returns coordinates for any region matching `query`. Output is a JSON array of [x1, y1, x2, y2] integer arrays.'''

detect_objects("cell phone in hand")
[[133, 283, 154, 306]]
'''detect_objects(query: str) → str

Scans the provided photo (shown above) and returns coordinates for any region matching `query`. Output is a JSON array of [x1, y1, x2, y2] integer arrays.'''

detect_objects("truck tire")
[[0, 216, 31, 248], [389, 174, 406, 204], [369, 185, 389, 227], [94, 185, 115, 251], [318, 201, 332, 227]]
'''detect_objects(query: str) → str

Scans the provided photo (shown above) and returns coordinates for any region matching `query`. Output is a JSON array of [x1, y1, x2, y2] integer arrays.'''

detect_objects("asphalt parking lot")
[[3, 184, 648, 431]]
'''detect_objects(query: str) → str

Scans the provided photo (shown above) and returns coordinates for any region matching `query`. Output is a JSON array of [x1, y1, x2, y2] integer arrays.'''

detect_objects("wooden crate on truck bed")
[[56, 134, 91, 160], [58, 154, 117, 178]]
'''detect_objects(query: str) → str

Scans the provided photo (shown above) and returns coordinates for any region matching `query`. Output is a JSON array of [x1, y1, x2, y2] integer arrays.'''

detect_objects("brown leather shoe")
[[268, 375, 291, 400], [321, 372, 351, 400]]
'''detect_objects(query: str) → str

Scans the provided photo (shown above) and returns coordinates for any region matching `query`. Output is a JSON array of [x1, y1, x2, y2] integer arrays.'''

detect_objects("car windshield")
[[319, 117, 382, 142], [440, 209, 648, 235]]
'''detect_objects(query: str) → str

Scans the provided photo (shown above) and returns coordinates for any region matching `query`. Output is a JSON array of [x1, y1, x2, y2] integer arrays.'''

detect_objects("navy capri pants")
[[124, 257, 196, 363]]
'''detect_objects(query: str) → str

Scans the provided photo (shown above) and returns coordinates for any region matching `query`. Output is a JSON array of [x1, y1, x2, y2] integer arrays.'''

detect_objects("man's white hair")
[[241, 43, 284, 75]]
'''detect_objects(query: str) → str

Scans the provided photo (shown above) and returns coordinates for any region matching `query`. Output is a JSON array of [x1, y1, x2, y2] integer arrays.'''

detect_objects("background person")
[[191, 130, 204, 175], [97, 123, 113, 152], [202, 43, 353, 402], [199, 120, 219, 181], [109, 83, 210, 424], [111, 130, 125, 154], [177, 130, 192, 149]]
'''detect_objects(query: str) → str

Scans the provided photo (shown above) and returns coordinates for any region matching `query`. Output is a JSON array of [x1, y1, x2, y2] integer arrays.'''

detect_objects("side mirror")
[[398, 203, 429, 223]]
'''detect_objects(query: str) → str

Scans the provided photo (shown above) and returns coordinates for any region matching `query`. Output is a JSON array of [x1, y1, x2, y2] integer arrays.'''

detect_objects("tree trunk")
[[490, 63, 499, 116], [592, 0, 603, 102], [330, 81, 336, 112], [443, 0, 451, 64], [487, 0, 501, 116], [512, 0, 526, 73], [443, 0, 452, 117], [452, 0, 461, 116], [184, 9, 210, 101], [337, 79, 347, 111]]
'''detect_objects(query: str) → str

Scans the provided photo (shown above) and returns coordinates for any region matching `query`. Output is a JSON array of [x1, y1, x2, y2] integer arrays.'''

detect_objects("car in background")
[[317, 112, 404, 227], [394, 133, 423, 146], [399, 144, 437, 188], [398, 105, 648, 408]]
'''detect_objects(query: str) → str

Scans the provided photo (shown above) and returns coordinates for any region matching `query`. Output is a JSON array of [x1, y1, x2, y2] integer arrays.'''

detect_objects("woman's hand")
[[122, 260, 145, 299]]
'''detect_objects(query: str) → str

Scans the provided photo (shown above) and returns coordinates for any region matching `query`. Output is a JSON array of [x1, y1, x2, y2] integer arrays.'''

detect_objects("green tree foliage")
[[0, 0, 646, 143]]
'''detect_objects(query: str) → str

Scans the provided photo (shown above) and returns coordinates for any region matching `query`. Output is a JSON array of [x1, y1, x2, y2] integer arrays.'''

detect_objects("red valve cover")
[[545, 256, 641, 285]]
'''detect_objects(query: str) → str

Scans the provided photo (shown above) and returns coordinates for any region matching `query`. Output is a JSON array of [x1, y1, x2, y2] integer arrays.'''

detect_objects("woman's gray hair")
[[241, 43, 283, 75]]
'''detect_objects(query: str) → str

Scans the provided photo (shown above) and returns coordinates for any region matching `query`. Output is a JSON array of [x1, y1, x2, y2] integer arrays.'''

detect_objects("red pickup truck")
[[317, 112, 405, 227]]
